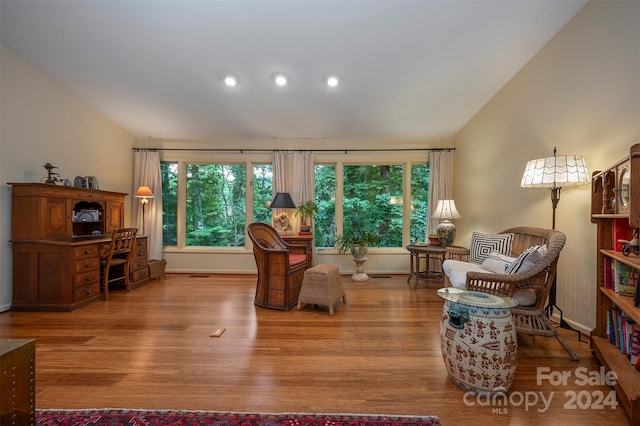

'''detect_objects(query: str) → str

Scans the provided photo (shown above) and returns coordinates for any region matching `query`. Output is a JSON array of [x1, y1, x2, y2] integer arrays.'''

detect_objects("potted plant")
[[335, 227, 381, 258], [295, 200, 318, 233], [428, 233, 440, 246]]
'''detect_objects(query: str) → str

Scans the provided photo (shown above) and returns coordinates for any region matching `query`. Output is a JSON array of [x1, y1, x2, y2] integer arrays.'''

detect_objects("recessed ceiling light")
[[223, 75, 237, 87], [273, 73, 288, 87], [326, 75, 339, 87]]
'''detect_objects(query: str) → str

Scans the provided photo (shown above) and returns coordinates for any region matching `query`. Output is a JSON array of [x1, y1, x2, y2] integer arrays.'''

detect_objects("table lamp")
[[432, 199, 461, 247], [269, 192, 296, 233]]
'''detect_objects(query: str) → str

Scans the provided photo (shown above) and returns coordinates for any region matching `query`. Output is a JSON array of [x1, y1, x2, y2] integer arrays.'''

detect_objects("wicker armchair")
[[247, 222, 309, 310], [443, 227, 578, 361]]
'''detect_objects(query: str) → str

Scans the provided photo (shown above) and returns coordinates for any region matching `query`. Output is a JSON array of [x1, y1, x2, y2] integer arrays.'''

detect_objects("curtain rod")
[[132, 147, 455, 153]]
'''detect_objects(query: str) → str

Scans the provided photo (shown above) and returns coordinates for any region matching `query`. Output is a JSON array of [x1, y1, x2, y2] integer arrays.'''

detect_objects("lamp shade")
[[269, 192, 296, 209], [432, 200, 461, 220], [521, 154, 589, 189], [135, 186, 154, 198]]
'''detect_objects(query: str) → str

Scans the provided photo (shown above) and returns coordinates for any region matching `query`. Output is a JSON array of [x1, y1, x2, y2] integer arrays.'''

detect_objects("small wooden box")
[[1, 339, 35, 425], [148, 259, 167, 280]]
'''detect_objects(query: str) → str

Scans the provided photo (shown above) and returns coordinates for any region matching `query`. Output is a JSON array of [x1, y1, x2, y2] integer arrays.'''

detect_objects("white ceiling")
[[0, 0, 586, 142]]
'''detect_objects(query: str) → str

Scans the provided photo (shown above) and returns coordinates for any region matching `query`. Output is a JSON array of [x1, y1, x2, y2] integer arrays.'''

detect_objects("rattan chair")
[[100, 228, 137, 300], [247, 222, 309, 310], [443, 227, 578, 361]]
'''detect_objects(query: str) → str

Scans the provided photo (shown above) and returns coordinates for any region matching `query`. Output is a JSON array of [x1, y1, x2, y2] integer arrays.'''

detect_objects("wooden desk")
[[406, 244, 446, 288], [12, 236, 149, 311], [283, 234, 314, 268]]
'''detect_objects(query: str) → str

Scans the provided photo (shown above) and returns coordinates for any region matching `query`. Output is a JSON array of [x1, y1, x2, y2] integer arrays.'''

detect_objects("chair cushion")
[[505, 245, 547, 274], [469, 232, 514, 264], [289, 254, 307, 267], [513, 289, 538, 307], [443, 259, 487, 288], [481, 252, 516, 273]]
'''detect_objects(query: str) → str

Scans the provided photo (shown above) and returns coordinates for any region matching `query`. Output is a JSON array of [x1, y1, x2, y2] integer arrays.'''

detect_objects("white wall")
[[453, 0, 640, 332], [0, 45, 136, 311]]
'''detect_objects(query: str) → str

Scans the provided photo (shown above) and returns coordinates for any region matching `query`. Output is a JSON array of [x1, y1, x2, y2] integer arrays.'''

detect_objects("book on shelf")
[[604, 257, 613, 289], [630, 323, 640, 366], [298, 231, 312, 236], [614, 218, 635, 252], [616, 261, 638, 296]]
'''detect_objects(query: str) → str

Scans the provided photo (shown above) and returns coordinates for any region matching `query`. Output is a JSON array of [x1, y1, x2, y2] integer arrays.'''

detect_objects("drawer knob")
[[84, 249, 91, 254], [86, 287, 92, 294]]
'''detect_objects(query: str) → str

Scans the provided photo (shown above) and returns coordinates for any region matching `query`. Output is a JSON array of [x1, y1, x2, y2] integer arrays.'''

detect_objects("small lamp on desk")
[[135, 186, 154, 235], [268, 192, 296, 234]]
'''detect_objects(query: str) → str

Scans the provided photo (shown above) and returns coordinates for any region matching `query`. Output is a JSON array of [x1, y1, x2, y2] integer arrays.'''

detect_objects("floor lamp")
[[521, 147, 589, 337], [135, 186, 154, 235]]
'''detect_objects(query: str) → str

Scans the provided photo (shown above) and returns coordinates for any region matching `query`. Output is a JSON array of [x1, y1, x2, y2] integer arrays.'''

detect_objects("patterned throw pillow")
[[481, 252, 517, 273], [505, 244, 546, 274], [469, 232, 514, 264]]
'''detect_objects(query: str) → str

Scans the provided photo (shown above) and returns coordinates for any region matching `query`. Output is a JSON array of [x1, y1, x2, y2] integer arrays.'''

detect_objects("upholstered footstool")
[[297, 264, 346, 315]]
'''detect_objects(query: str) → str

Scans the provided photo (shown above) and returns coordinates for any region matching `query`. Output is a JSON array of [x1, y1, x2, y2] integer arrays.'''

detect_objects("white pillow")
[[481, 252, 517, 273], [469, 232, 514, 264], [443, 259, 487, 288], [505, 244, 547, 274]]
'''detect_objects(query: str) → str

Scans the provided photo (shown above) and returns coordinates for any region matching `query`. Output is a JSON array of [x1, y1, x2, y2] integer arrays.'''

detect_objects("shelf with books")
[[592, 144, 640, 425]]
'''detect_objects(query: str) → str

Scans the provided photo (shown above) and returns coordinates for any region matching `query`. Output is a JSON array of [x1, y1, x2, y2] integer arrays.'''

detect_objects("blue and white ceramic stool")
[[437, 287, 518, 396]]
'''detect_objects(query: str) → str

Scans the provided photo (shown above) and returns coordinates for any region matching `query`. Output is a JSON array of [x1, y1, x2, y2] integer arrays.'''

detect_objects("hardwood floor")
[[0, 274, 631, 425]]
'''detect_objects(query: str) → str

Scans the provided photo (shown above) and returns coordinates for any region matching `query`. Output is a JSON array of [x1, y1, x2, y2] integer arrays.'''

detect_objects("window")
[[161, 162, 178, 246], [160, 158, 429, 250], [343, 165, 404, 248], [315, 164, 336, 247], [410, 163, 430, 242], [185, 164, 246, 247], [253, 164, 273, 223]]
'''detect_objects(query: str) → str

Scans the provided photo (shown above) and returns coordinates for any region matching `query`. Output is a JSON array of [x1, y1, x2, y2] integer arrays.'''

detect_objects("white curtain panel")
[[133, 150, 163, 260], [427, 151, 455, 238], [273, 150, 316, 263]]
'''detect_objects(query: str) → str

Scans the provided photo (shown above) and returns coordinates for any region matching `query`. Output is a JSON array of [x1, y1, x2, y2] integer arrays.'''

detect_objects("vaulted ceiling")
[[0, 0, 586, 142]]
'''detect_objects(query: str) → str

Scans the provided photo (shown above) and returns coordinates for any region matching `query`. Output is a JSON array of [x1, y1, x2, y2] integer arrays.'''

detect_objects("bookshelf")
[[591, 144, 640, 424]]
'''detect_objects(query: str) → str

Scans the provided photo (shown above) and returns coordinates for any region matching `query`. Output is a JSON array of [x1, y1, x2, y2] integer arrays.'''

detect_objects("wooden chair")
[[247, 222, 309, 310], [443, 227, 578, 361], [100, 228, 137, 300]]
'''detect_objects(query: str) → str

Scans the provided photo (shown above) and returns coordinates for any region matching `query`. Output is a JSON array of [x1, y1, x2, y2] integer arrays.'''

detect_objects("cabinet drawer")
[[132, 268, 149, 282], [73, 245, 99, 258], [133, 244, 147, 258], [131, 257, 148, 270], [73, 257, 100, 273], [73, 282, 100, 302], [74, 270, 100, 288]]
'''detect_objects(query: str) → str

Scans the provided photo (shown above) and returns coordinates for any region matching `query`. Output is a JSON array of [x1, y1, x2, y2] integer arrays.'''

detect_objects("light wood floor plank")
[[0, 274, 630, 425]]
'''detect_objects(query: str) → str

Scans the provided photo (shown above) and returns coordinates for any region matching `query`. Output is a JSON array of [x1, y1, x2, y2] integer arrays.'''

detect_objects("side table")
[[437, 287, 518, 396], [405, 244, 447, 288]]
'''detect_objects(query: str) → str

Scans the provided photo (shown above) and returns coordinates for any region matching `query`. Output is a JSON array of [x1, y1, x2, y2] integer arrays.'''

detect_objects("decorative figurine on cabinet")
[[620, 228, 640, 256]]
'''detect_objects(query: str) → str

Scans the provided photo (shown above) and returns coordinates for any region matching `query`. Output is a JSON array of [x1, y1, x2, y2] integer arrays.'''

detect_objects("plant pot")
[[428, 236, 440, 246], [350, 244, 368, 259], [300, 225, 312, 233]]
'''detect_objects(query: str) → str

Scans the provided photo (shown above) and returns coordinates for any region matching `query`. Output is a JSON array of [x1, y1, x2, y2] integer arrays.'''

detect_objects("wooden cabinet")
[[591, 144, 640, 425], [130, 236, 150, 288], [9, 183, 148, 311], [0, 339, 35, 426], [9, 183, 128, 239]]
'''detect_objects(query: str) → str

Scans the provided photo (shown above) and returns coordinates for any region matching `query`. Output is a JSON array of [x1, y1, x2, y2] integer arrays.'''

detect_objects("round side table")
[[437, 287, 518, 396]]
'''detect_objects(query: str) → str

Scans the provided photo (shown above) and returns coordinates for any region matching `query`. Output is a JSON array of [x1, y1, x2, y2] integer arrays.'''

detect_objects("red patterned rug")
[[36, 409, 442, 426]]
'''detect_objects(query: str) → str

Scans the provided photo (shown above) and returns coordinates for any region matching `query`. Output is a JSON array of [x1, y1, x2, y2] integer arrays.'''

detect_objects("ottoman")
[[297, 264, 346, 315]]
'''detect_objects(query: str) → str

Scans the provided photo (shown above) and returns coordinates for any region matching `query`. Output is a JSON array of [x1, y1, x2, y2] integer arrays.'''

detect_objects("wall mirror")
[[619, 166, 631, 211]]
